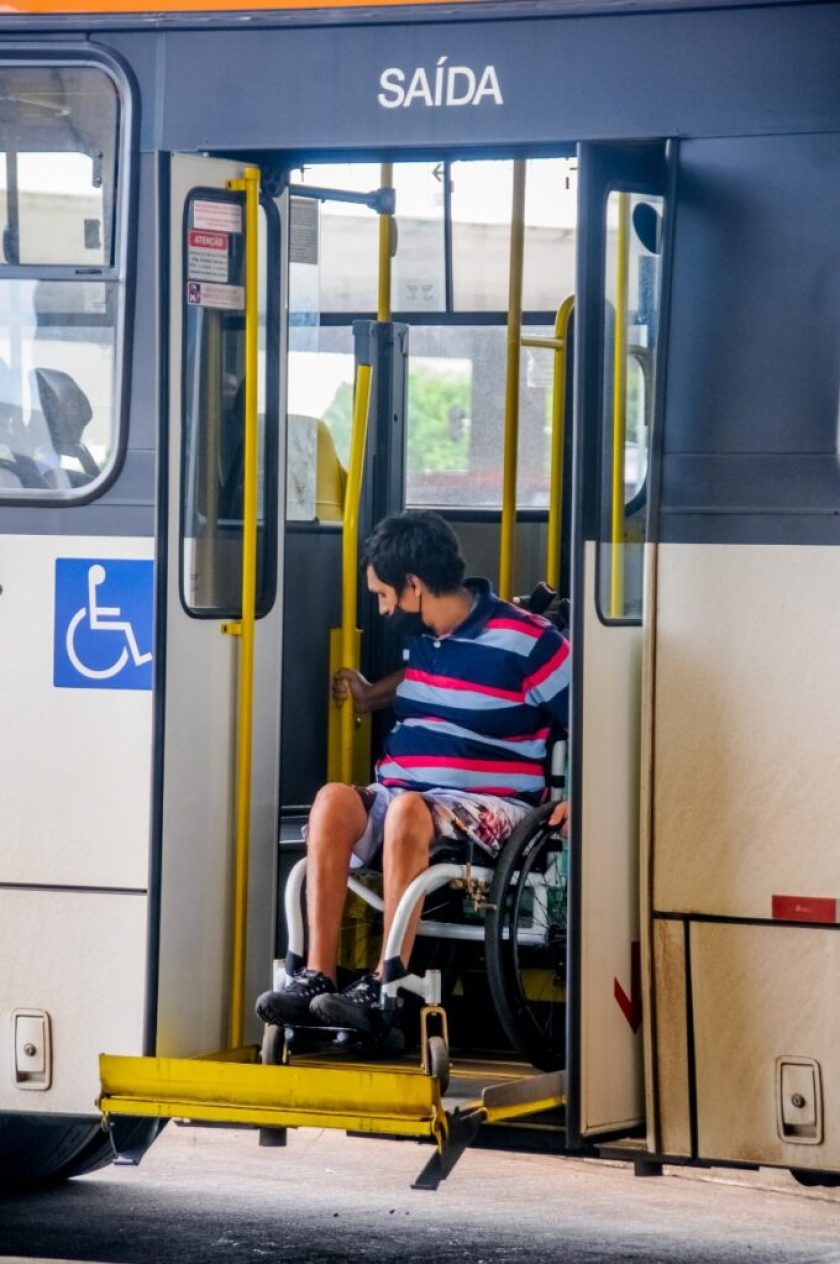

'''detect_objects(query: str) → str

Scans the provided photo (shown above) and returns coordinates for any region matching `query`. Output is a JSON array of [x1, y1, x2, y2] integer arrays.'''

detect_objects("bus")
[[1, 0, 839, 1192]]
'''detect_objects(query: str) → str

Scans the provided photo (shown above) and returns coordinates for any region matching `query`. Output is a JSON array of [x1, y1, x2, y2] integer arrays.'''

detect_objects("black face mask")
[[388, 596, 427, 640]]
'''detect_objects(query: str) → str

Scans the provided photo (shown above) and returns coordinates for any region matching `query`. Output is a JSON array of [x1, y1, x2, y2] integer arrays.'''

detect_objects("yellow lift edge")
[[98, 1051, 565, 1189]]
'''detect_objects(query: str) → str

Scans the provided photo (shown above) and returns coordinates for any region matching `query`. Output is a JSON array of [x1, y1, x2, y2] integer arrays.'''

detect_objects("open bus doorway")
[[271, 147, 664, 1147]]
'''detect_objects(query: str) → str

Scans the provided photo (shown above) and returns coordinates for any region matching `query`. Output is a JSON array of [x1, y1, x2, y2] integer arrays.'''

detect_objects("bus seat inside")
[[287, 413, 347, 522], [32, 368, 99, 482]]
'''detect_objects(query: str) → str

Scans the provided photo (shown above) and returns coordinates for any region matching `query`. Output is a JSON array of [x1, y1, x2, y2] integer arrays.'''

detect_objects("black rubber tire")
[[426, 1035, 451, 1094], [485, 804, 567, 1072], [0, 1114, 164, 1192], [790, 1168, 840, 1188]]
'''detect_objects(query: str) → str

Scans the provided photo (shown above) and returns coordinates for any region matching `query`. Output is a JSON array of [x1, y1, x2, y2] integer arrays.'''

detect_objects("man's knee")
[[383, 792, 433, 851], [308, 782, 364, 847]]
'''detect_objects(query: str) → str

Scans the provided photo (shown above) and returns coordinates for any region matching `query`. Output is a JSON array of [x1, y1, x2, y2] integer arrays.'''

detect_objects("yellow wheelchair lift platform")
[[98, 1050, 566, 1189]]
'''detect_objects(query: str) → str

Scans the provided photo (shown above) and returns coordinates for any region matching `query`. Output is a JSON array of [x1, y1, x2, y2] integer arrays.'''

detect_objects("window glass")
[[181, 195, 275, 615], [403, 324, 557, 510], [0, 63, 122, 498], [290, 164, 380, 313], [597, 190, 663, 622], [0, 279, 115, 492], [392, 163, 445, 313], [285, 326, 354, 522], [0, 66, 118, 266], [451, 160, 513, 310], [522, 158, 577, 312], [452, 158, 577, 312]]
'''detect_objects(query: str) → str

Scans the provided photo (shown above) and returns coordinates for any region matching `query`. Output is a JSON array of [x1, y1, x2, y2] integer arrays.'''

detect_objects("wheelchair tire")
[[485, 804, 567, 1072], [425, 1035, 450, 1095]]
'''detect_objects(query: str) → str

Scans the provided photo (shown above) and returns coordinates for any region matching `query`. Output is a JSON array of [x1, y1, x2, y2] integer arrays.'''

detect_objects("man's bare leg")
[[306, 783, 368, 981], [376, 792, 434, 974]]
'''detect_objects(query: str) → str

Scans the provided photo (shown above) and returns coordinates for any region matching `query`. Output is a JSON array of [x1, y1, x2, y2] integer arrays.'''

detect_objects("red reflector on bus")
[[772, 895, 837, 924]]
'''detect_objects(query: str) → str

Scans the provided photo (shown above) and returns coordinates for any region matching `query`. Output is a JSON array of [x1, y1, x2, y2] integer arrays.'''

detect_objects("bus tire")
[[0, 1114, 162, 1191]]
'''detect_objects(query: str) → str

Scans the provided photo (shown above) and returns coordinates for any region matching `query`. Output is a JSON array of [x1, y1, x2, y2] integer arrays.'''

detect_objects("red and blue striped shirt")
[[376, 578, 570, 803]]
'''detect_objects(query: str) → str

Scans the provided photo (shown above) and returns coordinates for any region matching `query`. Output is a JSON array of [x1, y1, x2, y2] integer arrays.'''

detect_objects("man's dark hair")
[[362, 510, 466, 595]]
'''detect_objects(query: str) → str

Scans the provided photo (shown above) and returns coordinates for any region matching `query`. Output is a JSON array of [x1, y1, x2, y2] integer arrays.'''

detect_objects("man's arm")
[[523, 627, 571, 730], [331, 667, 405, 714]]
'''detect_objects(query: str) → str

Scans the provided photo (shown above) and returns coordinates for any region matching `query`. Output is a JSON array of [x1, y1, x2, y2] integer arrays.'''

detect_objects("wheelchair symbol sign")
[[54, 559, 154, 690]]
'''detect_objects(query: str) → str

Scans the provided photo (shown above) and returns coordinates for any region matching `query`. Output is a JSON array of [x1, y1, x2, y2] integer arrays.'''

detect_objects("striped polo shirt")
[[376, 578, 570, 803]]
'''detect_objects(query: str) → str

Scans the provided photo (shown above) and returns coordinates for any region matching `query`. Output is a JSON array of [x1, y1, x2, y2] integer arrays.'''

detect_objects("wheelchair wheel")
[[485, 804, 567, 1072], [425, 1035, 450, 1094]]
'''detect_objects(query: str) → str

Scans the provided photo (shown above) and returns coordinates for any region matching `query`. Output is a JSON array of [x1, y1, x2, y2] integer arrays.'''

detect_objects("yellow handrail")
[[378, 161, 393, 323], [610, 192, 630, 618], [546, 296, 574, 592], [339, 361, 373, 784], [499, 158, 526, 601], [333, 163, 391, 783], [521, 296, 575, 592], [224, 164, 260, 1049]]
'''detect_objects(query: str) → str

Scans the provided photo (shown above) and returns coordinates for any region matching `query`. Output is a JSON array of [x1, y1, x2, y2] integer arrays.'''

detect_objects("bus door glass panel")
[[181, 191, 277, 615], [597, 191, 663, 621], [0, 64, 121, 496]]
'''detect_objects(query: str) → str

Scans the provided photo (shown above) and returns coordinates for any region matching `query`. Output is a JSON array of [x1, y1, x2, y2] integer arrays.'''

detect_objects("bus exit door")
[[569, 142, 668, 1144], [151, 155, 284, 1058]]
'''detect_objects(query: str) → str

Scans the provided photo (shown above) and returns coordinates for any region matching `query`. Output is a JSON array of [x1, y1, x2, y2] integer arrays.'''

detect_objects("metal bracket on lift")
[[413, 1069, 567, 1191]]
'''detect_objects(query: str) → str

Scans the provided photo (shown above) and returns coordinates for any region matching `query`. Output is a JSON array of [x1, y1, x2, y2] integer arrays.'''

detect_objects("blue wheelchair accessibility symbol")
[[54, 558, 154, 691]]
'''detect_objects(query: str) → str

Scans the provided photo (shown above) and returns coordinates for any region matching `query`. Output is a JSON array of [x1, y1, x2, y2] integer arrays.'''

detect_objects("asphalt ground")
[[2, 1123, 840, 1264]]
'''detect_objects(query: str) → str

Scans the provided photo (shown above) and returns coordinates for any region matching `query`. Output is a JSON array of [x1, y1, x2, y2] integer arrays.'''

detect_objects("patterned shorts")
[[349, 783, 532, 869]]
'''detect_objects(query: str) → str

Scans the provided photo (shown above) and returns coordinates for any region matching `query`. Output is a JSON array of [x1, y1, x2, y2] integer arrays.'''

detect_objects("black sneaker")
[[255, 970, 335, 1025], [309, 972, 382, 1033]]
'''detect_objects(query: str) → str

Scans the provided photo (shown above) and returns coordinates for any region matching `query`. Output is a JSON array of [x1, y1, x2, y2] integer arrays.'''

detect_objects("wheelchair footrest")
[[282, 1022, 406, 1059]]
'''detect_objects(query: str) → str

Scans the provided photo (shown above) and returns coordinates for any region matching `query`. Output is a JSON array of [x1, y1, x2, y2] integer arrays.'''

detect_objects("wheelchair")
[[267, 749, 568, 1090]]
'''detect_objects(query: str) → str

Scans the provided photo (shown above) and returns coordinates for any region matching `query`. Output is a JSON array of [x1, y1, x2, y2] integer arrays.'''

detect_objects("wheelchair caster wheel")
[[425, 1035, 450, 1094]]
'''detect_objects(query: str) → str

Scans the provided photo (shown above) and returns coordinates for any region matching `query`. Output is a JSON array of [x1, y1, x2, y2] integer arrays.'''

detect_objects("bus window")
[[597, 189, 663, 622], [284, 156, 577, 517], [0, 63, 123, 498], [181, 194, 277, 616], [403, 322, 558, 510], [408, 156, 576, 510]]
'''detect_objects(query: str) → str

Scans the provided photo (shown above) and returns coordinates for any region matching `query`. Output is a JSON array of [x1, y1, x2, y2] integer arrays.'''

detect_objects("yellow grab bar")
[[499, 159, 526, 601], [610, 192, 630, 618], [378, 161, 394, 323], [339, 360, 373, 784], [547, 296, 575, 593], [520, 297, 575, 592], [332, 164, 391, 783], [222, 165, 260, 1049]]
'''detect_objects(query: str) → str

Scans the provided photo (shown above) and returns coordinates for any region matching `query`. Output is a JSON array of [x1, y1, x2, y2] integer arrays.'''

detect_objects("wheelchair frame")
[[275, 797, 567, 1073]]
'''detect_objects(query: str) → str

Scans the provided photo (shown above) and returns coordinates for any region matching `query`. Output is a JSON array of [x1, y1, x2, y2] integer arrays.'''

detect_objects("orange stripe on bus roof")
[[0, 0, 479, 11]]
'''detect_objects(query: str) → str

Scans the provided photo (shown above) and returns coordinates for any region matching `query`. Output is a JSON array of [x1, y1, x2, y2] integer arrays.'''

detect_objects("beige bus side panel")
[[653, 544, 840, 921], [651, 918, 692, 1157], [0, 890, 146, 1114], [692, 921, 840, 1170]]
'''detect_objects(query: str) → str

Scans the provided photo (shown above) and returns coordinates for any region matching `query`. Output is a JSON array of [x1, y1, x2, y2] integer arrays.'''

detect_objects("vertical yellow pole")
[[610, 192, 630, 618], [378, 162, 393, 323], [499, 159, 526, 601], [333, 165, 390, 783], [546, 296, 575, 593], [339, 363, 373, 783], [225, 165, 260, 1049]]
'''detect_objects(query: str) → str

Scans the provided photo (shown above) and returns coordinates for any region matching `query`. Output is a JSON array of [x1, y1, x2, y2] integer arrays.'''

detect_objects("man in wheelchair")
[[256, 510, 570, 1036]]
